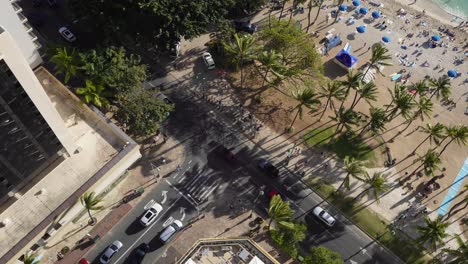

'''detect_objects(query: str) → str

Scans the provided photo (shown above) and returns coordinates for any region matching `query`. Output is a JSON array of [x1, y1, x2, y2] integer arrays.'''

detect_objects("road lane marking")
[[113, 196, 182, 264], [166, 179, 199, 209], [177, 175, 186, 183], [163, 217, 174, 227]]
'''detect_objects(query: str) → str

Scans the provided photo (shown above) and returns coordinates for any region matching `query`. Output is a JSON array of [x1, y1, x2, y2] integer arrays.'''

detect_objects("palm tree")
[[289, 87, 321, 131], [317, 81, 346, 121], [223, 33, 258, 89], [353, 171, 389, 203], [339, 70, 363, 110], [442, 234, 468, 264], [80, 191, 105, 225], [278, 0, 289, 20], [256, 50, 285, 87], [350, 81, 378, 110], [412, 123, 446, 154], [411, 149, 442, 177], [362, 43, 392, 79], [400, 97, 433, 133], [416, 216, 449, 250], [76, 80, 110, 107], [22, 252, 39, 264], [429, 76, 451, 101], [438, 125, 467, 156], [268, 195, 293, 230], [336, 156, 367, 192], [357, 107, 387, 138], [50, 47, 80, 84], [331, 107, 363, 136], [385, 85, 415, 122], [307, 0, 325, 31], [288, 0, 307, 23], [409, 80, 429, 99]]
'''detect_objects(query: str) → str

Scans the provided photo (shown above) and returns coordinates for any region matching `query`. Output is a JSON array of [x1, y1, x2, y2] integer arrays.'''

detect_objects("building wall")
[[0, 1, 42, 69], [0, 29, 76, 157]]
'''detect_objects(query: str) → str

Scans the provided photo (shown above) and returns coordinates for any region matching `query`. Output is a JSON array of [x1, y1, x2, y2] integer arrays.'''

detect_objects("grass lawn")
[[306, 177, 431, 263], [303, 128, 378, 166]]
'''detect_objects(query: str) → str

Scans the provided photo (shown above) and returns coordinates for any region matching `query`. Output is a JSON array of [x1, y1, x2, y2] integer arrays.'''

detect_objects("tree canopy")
[[115, 88, 175, 136], [303, 246, 343, 264]]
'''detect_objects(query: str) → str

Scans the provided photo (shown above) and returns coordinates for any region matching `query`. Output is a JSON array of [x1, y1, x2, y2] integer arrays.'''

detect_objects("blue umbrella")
[[356, 26, 366, 33], [372, 11, 381, 19], [359, 7, 368, 15], [382, 36, 390, 43], [431, 35, 441, 41], [447, 70, 457, 77], [339, 5, 348, 11], [352, 0, 360, 7]]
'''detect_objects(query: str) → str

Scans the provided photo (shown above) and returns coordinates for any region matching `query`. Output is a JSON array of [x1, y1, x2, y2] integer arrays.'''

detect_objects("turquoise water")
[[432, 0, 468, 19], [437, 158, 468, 216]]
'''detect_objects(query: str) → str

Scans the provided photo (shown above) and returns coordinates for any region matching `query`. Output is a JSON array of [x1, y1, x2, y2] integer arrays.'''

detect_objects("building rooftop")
[[0, 67, 125, 259], [178, 238, 280, 264]]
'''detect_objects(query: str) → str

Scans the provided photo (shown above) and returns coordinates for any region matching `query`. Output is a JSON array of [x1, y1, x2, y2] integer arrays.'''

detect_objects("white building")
[[0, 0, 42, 68]]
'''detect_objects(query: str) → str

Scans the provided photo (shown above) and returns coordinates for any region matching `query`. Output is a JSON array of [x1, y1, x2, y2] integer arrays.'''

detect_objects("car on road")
[[99, 240, 123, 264], [78, 258, 90, 264], [258, 158, 280, 178], [313, 206, 336, 227], [58, 27, 76, 42], [233, 21, 257, 34], [130, 243, 150, 264], [140, 202, 163, 227], [202, 52, 215, 70], [159, 220, 183, 243]]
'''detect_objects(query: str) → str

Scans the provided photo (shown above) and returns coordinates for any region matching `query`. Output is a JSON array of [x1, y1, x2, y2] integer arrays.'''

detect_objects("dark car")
[[233, 21, 257, 34], [258, 158, 280, 178], [130, 243, 150, 264]]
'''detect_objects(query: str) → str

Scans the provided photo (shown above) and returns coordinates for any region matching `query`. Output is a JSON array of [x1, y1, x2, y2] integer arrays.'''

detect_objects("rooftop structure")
[[0, 28, 141, 262], [178, 238, 280, 264], [0, 0, 42, 68]]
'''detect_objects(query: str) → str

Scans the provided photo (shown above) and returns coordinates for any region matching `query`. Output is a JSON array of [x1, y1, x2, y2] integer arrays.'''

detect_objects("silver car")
[[313, 206, 336, 227], [202, 52, 215, 70], [159, 220, 183, 243], [58, 27, 76, 42], [100, 240, 123, 264]]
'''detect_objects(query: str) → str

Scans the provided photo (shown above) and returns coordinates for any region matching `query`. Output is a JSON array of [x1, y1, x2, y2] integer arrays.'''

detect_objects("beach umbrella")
[[352, 0, 360, 7], [382, 36, 390, 43], [356, 25, 366, 33], [447, 70, 457, 77], [431, 35, 441, 41], [359, 7, 368, 15], [339, 5, 348, 11], [372, 11, 381, 19]]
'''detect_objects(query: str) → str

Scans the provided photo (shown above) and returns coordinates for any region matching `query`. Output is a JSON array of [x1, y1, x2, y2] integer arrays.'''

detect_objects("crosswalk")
[[170, 167, 222, 203]]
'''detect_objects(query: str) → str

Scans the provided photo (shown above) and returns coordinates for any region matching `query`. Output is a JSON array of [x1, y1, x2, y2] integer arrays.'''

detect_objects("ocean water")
[[432, 0, 468, 19]]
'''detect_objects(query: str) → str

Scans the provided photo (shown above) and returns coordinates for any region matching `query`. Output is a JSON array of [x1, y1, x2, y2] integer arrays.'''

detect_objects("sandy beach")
[[394, 0, 467, 26]]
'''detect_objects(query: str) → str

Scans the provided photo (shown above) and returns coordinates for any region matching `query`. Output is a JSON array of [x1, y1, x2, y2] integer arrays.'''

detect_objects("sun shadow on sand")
[[323, 59, 348, 79]]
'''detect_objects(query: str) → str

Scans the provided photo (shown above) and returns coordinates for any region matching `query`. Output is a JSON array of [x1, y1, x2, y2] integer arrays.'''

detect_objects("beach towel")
[[390, 73, 401, 81]]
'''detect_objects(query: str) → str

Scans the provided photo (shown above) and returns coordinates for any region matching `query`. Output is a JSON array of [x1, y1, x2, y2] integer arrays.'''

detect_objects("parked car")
[[130, 243, 150, 264], [78, 258, 90, 264], [58, 27, 76, 42], [258, 158, 280, 178], [159, 220, 183, 243], [312, 206, 336, 227], [202, 52, 215, 70], [140, 202, 163, 227], [233, 21, 257, 34], [99, 240, 123, 264]]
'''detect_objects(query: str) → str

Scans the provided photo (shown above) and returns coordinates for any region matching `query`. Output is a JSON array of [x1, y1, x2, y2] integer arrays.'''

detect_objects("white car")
[[313, 206, 336, 227], [58, 27, 76, 42], [202, 52, 215, 70], [140, 202, 163, 226], [159, 220, 183, 243], [99, 240, 123, 264]]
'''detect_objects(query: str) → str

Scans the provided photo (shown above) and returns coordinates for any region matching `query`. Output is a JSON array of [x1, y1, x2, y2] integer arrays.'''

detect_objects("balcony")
[[11, 2, 22, 13], [33, 39, 42, 50], [28, 31, 38, 42], [17, 12, 28, 23], [23, 22, 33, 33]]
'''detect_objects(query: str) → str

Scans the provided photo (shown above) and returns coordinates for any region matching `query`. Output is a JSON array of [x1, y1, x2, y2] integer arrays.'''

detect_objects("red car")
[[78, 258, 90, 264], [267, 188, 280, 199]]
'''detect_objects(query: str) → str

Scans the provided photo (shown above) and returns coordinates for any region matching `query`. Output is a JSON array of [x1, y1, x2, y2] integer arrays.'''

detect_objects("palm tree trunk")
[[362, 62, 374, 82], [335, 174, 350, 193], [410, 163, 424, 176], [438, 139, 454, 157], [87, 209, 94, 223], [447, 199, 468, 218], [353, 189, 367, 202], [399, 119, 414, 134], [268, 9, 274, 29], [240, 56, 245, 89], [306, 0, 313, 33], [279, 0, 287, 20], [310, 1, 323, 27], [318, 98, 330, 121], [357, 122, 370, 138], [289, 108, 301, 130], [339, 87, 351, 110], [413, 135, 430, 153], [350, 95, 362, 110]]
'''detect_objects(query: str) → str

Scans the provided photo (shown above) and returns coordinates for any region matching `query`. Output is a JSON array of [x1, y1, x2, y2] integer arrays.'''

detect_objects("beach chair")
[[390, 73, 401, 81]]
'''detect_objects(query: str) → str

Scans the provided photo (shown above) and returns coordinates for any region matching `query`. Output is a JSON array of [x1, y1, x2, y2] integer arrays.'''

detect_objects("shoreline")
[[390, 0, 464, 27]]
